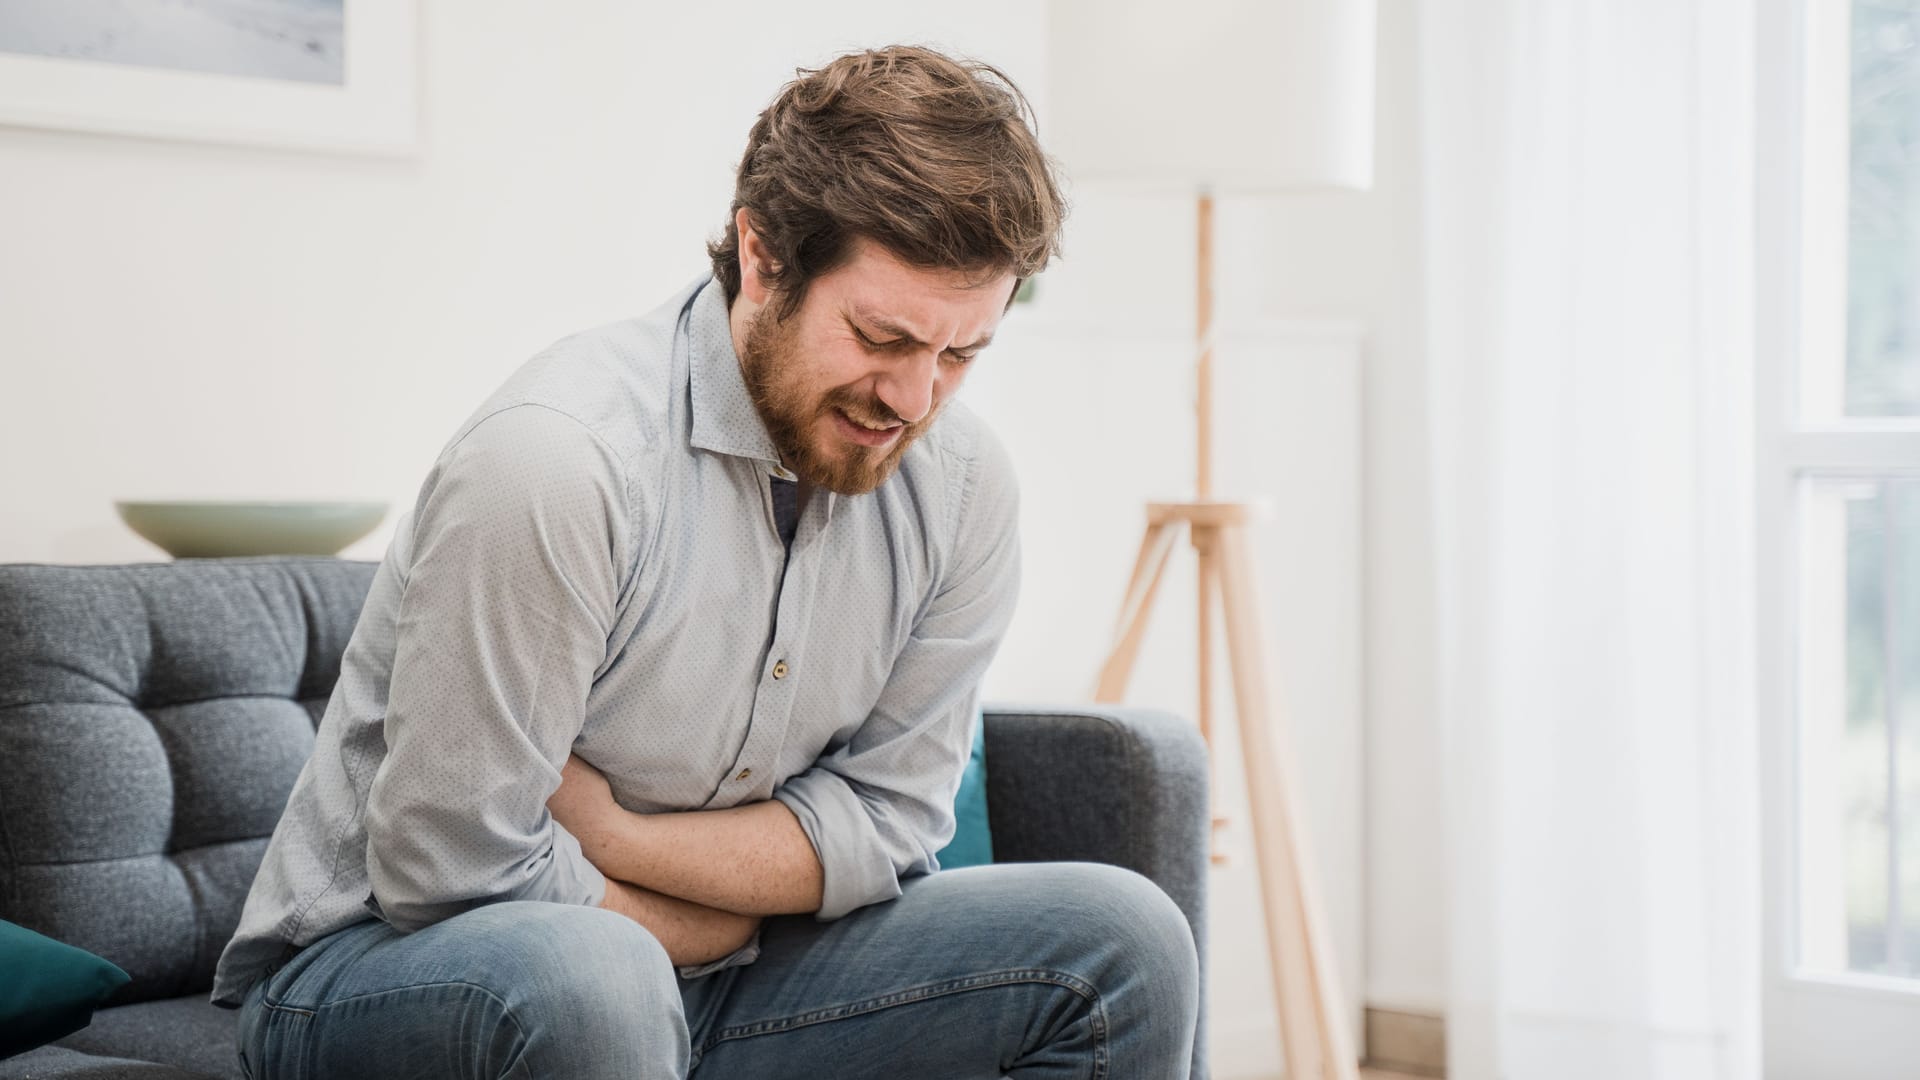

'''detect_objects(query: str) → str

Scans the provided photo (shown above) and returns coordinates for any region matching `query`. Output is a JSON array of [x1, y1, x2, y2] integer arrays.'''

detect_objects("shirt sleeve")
[[363, 403, 632, 933], [771, 425, 1021, 921]]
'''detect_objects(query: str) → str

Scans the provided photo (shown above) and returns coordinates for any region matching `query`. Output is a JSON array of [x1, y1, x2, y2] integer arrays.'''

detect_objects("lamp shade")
[[1045, 0, 1377, 192]]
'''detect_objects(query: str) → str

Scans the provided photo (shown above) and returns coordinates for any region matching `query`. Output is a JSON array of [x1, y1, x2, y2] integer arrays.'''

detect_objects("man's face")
[[736, 236, 1014, 496]]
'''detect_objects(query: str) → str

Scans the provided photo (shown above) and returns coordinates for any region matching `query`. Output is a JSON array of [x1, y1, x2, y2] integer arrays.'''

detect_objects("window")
[[1761, 0, 1920, 1074]]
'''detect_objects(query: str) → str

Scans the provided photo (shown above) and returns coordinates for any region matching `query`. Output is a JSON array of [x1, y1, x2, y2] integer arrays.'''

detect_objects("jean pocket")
[[235, 987, 259, 1080]]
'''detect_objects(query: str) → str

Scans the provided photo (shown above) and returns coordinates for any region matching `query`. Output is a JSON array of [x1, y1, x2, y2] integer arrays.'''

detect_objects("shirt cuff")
[[771, 770, 905, 921], [676, 928, 763, 980]]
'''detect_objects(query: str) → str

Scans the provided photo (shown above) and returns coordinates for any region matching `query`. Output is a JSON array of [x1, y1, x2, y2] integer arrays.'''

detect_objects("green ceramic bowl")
[[114, 500, 389, 559]]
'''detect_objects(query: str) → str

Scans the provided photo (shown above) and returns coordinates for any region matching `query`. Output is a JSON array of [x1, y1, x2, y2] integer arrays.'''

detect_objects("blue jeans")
[[235, 862, 1199, 1079]]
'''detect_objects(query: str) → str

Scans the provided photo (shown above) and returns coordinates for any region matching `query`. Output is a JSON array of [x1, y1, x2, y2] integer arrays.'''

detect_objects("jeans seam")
[[266, 979, 525, 1021], [697, 968, 1109, 1078], [256, 982, 533, 1071]]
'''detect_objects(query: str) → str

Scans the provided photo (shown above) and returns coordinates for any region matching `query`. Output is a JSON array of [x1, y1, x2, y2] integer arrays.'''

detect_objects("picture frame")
[[0, 1, 417, 156]]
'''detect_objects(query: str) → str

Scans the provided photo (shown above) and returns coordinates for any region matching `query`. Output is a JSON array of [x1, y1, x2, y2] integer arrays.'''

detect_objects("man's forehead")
[[839, 237, 1011, 295]]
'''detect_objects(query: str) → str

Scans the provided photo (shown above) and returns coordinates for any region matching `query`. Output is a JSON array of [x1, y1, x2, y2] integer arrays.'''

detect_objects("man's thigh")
[[682, 862, 1199, 1080], [238, 901, 689, 1080]]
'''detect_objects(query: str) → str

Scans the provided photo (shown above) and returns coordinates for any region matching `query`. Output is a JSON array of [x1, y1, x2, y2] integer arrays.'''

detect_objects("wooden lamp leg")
[[1095, 517, 1182, 702], [1095, 502, 1360, 1077], [1211, 520, 1359, 1080], [1193, 525, 1232, 863]]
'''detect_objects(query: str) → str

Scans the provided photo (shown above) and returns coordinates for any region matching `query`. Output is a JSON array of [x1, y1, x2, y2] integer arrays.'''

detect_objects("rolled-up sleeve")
[[772, 428, 1021, 920], [364, 403, 632, 932]]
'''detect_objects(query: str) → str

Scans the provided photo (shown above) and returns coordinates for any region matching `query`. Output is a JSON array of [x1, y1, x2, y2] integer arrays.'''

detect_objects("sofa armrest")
[[980, 702, 1208, 907], [979, 702, 1211, 1080]]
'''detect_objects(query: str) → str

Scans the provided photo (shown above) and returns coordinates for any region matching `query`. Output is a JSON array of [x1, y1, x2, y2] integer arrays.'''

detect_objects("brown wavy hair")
[[708, 45, 1066, 320]]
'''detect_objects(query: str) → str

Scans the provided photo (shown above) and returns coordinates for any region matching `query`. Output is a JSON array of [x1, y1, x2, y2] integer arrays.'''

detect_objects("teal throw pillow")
[[936, 707, 994, 869], [0, 920, 131, 1060]]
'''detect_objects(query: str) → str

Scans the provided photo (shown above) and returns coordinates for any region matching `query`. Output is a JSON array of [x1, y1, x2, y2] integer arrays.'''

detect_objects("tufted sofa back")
[[0, 557, 379, 1004]]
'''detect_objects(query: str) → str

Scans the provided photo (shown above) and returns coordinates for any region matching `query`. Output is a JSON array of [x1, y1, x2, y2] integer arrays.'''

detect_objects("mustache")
[[825, 393, 907, 429]]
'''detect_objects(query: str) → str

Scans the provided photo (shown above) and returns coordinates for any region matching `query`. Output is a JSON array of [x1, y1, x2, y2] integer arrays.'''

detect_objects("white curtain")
[[1422, 1, 1762, 1078]]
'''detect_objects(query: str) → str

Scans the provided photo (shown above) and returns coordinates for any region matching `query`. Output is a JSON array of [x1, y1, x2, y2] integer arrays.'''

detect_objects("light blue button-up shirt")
[[211, 274, 1021, 1005]]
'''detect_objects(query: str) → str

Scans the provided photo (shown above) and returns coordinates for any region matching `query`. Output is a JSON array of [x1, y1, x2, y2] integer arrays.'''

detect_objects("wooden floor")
[[1362, 1069, 1436, 1080]]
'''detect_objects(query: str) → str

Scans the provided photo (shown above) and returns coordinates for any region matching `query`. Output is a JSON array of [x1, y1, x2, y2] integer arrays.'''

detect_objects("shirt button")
[[772, 660, 789, 679], [736, 768, 752, 781]]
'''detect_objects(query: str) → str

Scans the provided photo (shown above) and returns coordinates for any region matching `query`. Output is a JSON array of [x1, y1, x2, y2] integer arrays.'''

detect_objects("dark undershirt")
[[770, 475, 802, 550]]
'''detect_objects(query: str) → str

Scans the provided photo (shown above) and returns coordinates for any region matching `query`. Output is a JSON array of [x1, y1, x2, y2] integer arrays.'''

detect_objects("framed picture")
[[0, 1, 417, 155]]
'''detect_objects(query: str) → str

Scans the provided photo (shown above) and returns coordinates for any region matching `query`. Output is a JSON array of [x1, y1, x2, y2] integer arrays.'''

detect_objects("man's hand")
[[598, 878, 763, 967]]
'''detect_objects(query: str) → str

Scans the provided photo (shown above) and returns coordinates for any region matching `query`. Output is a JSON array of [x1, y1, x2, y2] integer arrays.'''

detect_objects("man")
[[212, 45, 1200, 1078]]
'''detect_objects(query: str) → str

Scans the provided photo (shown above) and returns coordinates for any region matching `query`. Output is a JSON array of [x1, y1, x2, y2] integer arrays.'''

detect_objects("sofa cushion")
[[0, 558, 378, 1005], [0, 1043, 215, 1079], [0, 919, 131, 1059], [48, 996, 244, 1080], [933, 707, 993, 870]]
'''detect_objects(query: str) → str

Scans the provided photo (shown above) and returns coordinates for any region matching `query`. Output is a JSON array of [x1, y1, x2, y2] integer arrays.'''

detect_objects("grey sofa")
[[0, 556, 1210, 1080]]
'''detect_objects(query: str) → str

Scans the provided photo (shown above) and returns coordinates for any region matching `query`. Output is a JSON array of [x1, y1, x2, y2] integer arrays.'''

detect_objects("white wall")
[[0, 0, 1445, 1064], [1216, 0, 1448, 1019], [1330, 0, 1446, 1016]]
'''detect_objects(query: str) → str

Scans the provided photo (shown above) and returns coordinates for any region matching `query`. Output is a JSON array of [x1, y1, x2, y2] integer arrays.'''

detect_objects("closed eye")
[[852, 326, 906, 352], [848, 315, 981, 362]]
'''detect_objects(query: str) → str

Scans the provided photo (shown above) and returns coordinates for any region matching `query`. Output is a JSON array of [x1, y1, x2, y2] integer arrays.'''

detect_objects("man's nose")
[[874, 349, 939, 425]]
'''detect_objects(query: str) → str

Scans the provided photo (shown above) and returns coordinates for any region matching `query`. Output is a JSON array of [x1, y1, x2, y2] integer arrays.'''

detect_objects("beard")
[[737, 303, 937, 496]]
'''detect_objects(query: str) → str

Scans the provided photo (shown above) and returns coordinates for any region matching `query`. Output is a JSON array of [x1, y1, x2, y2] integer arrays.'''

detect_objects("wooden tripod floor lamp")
[[1047, 3, 1377, 1079]]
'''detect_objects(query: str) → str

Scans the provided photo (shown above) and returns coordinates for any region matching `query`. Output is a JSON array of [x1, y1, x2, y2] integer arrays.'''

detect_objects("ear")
[[735, 207, 777, 307]]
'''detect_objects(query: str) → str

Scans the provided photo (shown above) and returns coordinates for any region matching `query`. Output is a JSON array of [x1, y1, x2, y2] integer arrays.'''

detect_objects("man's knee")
[[1037, 864, 1200, 997]]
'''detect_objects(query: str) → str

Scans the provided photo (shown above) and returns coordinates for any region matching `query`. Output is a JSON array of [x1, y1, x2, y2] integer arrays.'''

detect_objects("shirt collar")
[[687, 274, 783, 466], [683, 274, 839, 520]]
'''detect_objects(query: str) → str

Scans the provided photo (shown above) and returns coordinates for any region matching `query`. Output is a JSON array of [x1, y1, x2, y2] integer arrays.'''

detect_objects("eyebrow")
[[845, 306, 995, 352]]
